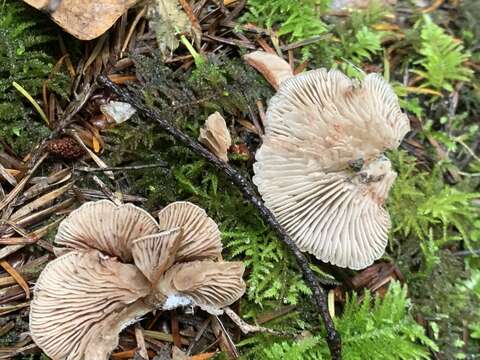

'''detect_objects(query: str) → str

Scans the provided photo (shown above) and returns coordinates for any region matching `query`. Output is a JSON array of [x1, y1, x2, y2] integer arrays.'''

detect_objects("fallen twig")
[[186, 318, 211, 355], [99, 76, 342, 359], [74, 162, 168, 172], [224, 307, 291, 337]]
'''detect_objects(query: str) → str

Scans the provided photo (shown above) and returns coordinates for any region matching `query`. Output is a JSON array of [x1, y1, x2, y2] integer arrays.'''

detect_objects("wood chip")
[[134, 325, 149, 360]]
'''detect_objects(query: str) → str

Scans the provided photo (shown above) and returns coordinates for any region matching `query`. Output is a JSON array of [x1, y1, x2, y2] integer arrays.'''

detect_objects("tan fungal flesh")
[[29, 250, 151, 360], [261, 70, 410, 172], [157, 202, 222, 262], [55, 200, 160, 262], [132, 228, 183, 283], [199, 112, 232, 162], [253, 69, 410, 269], [244, 51, 294, 89], [157, 261, 246, 314]]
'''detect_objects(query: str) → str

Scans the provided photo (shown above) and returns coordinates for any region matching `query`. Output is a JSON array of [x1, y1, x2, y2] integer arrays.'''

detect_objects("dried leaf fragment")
[[22, 0, 139, 40], [199, 112, 232, 162], [100, 101, 137, 124], [147, 0, 192, 57]]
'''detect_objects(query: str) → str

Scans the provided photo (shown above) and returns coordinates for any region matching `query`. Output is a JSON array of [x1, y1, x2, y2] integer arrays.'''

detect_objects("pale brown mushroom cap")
[[55, 200, 160, 262], [157, 202, 222, 262], [132, 228, 182, 283], [30, 250, 151, 360], [253, 69, 410, 269], [199, 112, 232, 163], [156, 261, 246, 315], [244, 51, 294, 89], [260, 69, 410, 172], [23, 0, 138, 40]]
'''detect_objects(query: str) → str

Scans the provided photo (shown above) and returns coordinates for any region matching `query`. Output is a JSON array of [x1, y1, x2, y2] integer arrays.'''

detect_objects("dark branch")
[[98, 76, 342, 359]]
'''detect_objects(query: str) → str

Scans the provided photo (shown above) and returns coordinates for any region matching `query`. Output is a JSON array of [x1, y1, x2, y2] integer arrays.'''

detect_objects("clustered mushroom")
[[249, 54, 410, 270], [30, 200, 245, 360]]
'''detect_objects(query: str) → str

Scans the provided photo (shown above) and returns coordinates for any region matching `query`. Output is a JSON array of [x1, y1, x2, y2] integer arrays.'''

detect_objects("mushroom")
[[199, 112, 232, 163], [54, 200, 160, 262], [30, 200, 245, 360], [30, 250, 151, 360], [252, 69, 410, 270], [157, 260, 246, 315], [244, 51, 294, 89]]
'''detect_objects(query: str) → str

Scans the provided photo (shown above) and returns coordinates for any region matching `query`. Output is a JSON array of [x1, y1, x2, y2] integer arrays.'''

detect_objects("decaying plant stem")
[[98, 76, 342, 359]]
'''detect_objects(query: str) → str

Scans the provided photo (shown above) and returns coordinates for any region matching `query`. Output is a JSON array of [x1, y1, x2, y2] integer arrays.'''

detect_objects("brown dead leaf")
[[22, 0, 139, 40], [147, 0, 192, 57]]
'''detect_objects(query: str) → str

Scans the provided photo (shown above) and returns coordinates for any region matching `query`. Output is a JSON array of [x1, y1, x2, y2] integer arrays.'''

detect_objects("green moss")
[[241, 0, 330, 43], [242, 283, 436, 359], [409, 251, 480, 358], [388, 150, 480, 256], [0, 0, 70, 154]]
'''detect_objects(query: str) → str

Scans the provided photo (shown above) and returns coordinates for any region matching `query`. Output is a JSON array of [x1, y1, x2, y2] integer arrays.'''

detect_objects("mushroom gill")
[[29, 250, 151, 360], [30, 200, 245, 360], [252, 68, 410, 270], [157, 261, 246, 315], [55, 200, 160, 262]]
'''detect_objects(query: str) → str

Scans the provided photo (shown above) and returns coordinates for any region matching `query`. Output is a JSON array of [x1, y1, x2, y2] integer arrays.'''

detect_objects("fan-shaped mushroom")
[[30, 250, 151, 360], [30, 200, 245, 360], [252, 69, 410, 270], [157, 261, 246, 315]]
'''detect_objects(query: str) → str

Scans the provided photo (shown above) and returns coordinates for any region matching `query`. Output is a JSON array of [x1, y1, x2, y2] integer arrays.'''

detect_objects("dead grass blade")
[[0, 153, 47, 213], [0, 163, 17, 187], [0, 260, 30, 299], [11, 181, 74, 221], [0, 302, 29, 316]]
